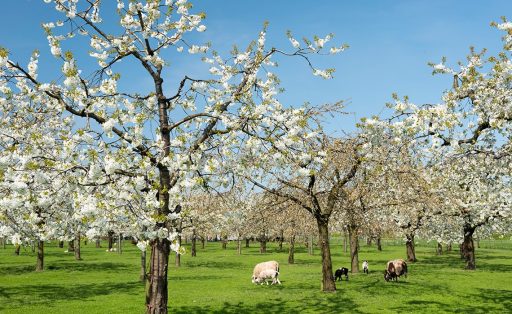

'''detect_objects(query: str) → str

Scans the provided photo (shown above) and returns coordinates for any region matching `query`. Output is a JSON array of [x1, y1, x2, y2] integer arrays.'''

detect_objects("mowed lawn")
[[1, 239, 511, 313]]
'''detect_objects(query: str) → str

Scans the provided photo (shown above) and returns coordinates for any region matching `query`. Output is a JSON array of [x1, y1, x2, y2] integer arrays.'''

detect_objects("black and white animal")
[[362, 260, 369, 274], [384, 259, 408, 282], [334, 267, 349, 281]]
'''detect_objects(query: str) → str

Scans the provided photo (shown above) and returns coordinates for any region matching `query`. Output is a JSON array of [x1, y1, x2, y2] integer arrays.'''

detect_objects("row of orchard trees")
[[1, 0, 512, 312]]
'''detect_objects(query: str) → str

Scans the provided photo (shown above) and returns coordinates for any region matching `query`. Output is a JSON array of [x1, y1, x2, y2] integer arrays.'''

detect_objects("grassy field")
[[0, 238, 511, 313]]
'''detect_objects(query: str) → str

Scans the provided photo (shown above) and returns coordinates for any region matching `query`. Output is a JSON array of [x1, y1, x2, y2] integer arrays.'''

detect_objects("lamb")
[[384, 259, 408, 282], [252, 260, 279, 284], [334, 267, 349, 281], [362, 260, 369, 274], [252, 268, 281, 285]]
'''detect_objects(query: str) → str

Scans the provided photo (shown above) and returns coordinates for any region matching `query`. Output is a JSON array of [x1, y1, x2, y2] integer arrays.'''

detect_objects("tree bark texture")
[[317, 218, 336, 292], [74, 233, 81, 260], [145, 238, 170, 314], [462, 225, 476, 270]]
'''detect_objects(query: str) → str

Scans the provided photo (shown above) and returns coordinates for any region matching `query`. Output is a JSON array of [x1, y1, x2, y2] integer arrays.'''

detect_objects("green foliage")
[[0, 239, 511, 313]]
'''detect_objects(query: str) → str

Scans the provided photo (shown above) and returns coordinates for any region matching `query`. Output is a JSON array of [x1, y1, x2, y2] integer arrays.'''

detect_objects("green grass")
[[0, 239, 511, 313]]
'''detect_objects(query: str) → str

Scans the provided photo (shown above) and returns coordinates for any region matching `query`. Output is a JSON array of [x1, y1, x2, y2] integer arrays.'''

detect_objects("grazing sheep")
[[362, 260, 369, 274], [334, 267, 349, 281], [253, 268, 281, 285], [384, 259, 408, 282], [252, 261, 279, 284]]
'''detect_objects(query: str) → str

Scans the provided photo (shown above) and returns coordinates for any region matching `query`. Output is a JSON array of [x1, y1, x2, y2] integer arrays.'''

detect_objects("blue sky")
[[1, 0, 511, 135]]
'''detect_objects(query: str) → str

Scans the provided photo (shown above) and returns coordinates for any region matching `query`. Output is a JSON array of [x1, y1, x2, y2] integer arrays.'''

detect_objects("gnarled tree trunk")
[[317, 217, 335, 292], [462, 225, 476, 270]]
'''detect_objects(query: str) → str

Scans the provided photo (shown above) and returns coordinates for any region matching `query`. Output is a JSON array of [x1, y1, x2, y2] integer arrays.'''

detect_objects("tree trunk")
[[145, 238, 170, 314], [436, 242, 443, 255], [15, 244, 20, 255], [118, 233, 123, 255], [447, 242, 452, 252], [366, 237, 372, 246], [348, 225, 359, 273], [191, 228, 197, 257], [406, 233, 416, 262], [259, 231, 266, 253], [36, 240, 44, 272], [74, 233, 81, 260], [108, 230, 114, 250], [245, 237, 250, 248], [376, 236, 382, 251], [58, 241, 64, 248], [201, 236, 205, 249], [462, 225, 476, 270], [95, 239, 101, 248], [31, 242, 36, 253], [2, 237, 5, 249], [317, 217, 335, 292], [68, 240, 75, 252], [140, 249, 147, 282], [222, 235, 228, 250], [288, 234, 295, 264], [278, 229, 284, 251], [175, 234, 181, 267], [237, 236, 242, 255]]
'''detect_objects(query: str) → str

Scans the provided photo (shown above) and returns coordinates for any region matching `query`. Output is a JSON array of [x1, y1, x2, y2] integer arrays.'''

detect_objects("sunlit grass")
[[0, 238, 511, 313]]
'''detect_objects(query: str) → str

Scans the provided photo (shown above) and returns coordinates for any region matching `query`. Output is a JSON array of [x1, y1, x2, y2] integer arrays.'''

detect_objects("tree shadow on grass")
[[183, 260, 244, 269], [0, 281, 142, 311], [172, 293, 363, 314], [0, 261, 131, 275]]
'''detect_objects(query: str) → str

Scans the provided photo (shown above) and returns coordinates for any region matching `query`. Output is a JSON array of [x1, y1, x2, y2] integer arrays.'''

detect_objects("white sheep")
[[252, 260, 279, 284], [253, 268, 281, 285]]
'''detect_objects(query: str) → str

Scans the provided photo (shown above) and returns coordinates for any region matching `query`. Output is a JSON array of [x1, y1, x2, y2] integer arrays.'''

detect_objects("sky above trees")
[[1, 0, 511, 134]]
